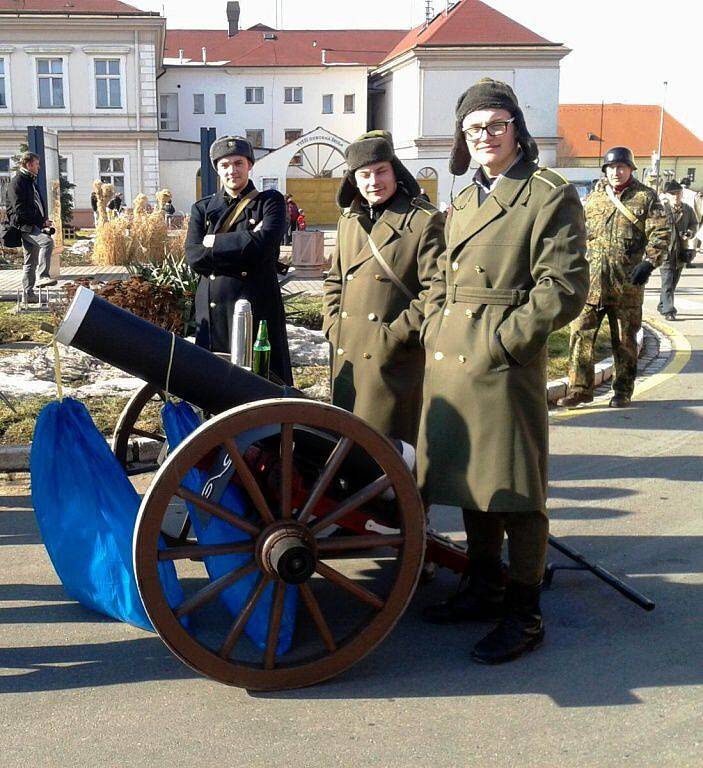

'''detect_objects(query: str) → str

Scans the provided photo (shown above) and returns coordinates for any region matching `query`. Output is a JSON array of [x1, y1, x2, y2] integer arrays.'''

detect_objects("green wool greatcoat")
[[323, 191, 446, 444], [417, 159, 589, 512]]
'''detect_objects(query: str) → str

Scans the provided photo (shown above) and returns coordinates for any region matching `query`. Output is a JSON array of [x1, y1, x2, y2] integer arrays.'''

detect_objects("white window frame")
[[92, 56, 126, 111], [322, 93, 333, 114], [95, 155, 130, 202], [0, 157, 11, 207], [58, 154, 74, 184], [246, 129, 265, 148], [344, 93, 355, 114], [34, 55, 69, 111], [261, 177, 279, 191], [214, 93, 226, 114], [193, 93, 205, 115], [159, 93, 179, 132], [0, 53, 10, 111], [284, 86, 303, 104], [285, 129, 303, 166], [245, 86, 264, 104]]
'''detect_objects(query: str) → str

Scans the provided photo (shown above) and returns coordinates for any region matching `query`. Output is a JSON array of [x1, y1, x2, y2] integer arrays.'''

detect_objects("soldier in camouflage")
[[558, 147, 670, 408]]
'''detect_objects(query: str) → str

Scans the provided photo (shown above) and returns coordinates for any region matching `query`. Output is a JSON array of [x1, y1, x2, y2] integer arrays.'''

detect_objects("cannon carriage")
[[55, 286, 653, 691]]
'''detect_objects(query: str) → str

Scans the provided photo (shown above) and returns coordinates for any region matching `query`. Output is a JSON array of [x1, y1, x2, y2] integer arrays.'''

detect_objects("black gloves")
[[630, 260, 655, 286]]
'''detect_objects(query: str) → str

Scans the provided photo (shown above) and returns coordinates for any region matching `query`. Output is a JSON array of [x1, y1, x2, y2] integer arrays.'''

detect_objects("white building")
[[159, 1, 570, 222], [0, 0, 165, 227]]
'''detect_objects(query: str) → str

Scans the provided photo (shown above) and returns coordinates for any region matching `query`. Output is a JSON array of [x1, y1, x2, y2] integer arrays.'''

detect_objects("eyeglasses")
[[463, 118, 515, 141]]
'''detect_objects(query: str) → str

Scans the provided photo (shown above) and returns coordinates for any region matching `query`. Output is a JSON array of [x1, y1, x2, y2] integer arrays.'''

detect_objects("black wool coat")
[[5, 171, 45, 229], [185, 181, 292, 385]]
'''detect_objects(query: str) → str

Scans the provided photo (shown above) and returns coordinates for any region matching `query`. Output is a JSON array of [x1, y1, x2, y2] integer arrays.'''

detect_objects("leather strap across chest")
[[216, 188, 259, 234], [605, 186, 645, 233]]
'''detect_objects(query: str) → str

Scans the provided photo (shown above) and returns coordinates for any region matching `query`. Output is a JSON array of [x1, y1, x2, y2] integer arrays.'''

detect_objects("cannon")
[[55, 286, 654, 691]]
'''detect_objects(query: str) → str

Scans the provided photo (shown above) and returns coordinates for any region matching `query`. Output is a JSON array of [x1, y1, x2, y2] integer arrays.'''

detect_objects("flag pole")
[[655, 81, 668, 194]]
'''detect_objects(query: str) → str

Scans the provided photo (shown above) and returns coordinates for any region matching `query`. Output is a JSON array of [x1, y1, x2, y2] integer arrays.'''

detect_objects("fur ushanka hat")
[[449, 78, 539, 176], [337, 130, 421, 208]]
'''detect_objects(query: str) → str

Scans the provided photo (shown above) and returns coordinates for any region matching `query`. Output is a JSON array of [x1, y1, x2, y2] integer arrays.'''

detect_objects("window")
[[285, 129, 303, 166], [95, 59, 121, 108], [214, 93, 226, 114], [261, 178, 278, 191], [0, 158, 10, 203], [322, 94, 333, 114], [344, 94, 355, 114], [193, 93, 204, 114], [245, 87, 264, 104], [687, 167, 696, 182], [246, 129, 264, 148], [0, 58, 6, 109], [159, 93, 178, 131], [284, 87, 303, 104], [37, 58, 64, 109], [98, 157, 125, 196]]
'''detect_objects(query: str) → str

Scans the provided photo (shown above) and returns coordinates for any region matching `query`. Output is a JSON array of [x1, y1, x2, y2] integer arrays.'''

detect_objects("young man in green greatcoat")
[[323, 131, 445, 445], [418, 80, 589, 663]]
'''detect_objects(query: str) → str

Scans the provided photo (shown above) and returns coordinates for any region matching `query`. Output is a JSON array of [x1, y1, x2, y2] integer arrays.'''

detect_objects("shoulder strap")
[[366, 234, 415, 301], [216, 188, 260, 234], [605, 185, 645, 233], [533, 168, 569, 190]]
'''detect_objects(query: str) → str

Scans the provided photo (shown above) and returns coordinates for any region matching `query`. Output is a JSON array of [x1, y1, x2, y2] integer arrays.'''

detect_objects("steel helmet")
[[602, 146, 637, 171]]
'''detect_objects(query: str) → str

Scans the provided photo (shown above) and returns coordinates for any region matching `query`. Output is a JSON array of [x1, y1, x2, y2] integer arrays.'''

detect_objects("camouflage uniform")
[[567, 178, 669, 399]]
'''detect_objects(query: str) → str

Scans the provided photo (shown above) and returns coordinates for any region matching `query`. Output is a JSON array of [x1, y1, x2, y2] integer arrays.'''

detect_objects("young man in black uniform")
[[185, 136, 292, 384]]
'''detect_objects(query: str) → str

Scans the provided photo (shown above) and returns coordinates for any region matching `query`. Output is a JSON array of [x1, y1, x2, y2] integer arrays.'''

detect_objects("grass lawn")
[[0, 303, 53, 346]]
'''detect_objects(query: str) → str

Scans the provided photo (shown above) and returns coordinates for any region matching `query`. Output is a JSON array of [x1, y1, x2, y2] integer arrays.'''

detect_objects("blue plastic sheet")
[[161, 400, 297, 655], [30, 397, 184, 630]]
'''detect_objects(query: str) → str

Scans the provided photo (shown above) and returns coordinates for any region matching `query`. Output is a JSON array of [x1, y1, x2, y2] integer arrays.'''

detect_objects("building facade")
[[0, 0, 165, 226]]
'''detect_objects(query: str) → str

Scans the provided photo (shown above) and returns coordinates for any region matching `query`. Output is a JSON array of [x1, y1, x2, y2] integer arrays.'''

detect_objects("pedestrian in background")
[[558, 147, 670, 409], [284, 194, 299, 245], [296, 209, 307, 231]]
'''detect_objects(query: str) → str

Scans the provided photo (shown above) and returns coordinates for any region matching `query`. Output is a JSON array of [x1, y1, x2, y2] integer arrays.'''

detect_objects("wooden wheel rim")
[[113, 382, 166, 467], [134, 398, 426, 691]]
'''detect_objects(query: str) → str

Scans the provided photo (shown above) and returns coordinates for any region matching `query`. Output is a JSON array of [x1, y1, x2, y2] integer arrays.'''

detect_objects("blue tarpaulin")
[[161, 400, 297, 655], [30, 397, 184, 630]]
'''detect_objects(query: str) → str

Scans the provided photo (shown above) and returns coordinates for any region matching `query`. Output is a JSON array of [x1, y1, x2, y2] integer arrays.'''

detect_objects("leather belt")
[[450, 286, 528, 306]]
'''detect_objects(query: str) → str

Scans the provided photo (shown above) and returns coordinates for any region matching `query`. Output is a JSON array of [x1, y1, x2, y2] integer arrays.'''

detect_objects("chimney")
[[227, 1, 240, 37], [202, 46, 207, 63]]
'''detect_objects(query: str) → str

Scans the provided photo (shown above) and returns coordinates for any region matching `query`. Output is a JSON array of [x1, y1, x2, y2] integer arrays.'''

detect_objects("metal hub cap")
[[257, 522, 317, 584]]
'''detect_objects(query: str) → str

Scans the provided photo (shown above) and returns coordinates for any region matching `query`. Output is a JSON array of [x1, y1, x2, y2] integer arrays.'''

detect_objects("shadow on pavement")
[[0, 507, 42, 546], [552, 453, 702, 483]]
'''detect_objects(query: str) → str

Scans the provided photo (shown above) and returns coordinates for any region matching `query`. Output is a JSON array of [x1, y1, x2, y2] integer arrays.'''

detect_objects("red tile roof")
[[380, 0, 554, 64], [0, 0, 156, 15], [558, 104, 703, 159], [164, 28, 406, 67]]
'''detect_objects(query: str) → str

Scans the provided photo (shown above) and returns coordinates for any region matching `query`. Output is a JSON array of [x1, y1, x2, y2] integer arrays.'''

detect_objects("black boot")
[[422, 558, 505, 624], [471, 581, 544, 664]]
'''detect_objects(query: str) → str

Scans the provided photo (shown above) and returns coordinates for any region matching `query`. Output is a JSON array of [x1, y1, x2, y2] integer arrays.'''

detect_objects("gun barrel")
[[56, 286, 294, 413]]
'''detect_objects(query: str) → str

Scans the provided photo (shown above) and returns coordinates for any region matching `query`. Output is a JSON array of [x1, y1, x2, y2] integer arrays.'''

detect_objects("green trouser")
[[462, 509, 549, 587], [568, 303, 642, 399]]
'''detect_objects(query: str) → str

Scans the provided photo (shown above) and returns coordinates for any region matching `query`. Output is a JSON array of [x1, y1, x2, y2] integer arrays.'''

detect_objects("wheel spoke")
[[174, 561, 258, 618], [131, 428, 166, 442], [310, 475, 393, 536], [316, 534, 404, 554], [175, 485, 261, 538], [263, 581, 286, 669], [299, 582, 337, 652], [223, 438, 276, 525], [279, 423, 294, 519], [219, 575, 271, 659], [158, 542, 255, 561], [297, 436, 354, 524], [316, 561, 385, 610]]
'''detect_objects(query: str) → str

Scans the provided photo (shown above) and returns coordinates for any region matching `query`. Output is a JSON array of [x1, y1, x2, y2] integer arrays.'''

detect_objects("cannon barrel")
[[56, 286, 296, 412]]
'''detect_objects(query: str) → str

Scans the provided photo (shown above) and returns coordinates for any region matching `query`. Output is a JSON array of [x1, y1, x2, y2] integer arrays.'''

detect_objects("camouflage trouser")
[[567, 303, 642, 399]]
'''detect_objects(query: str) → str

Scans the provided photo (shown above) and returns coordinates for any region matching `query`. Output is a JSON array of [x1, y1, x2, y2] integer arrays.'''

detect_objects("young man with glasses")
[[417, 79, 589, 664]]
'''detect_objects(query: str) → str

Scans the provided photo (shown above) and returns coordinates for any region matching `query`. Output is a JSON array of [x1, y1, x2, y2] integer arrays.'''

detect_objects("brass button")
[[341, 311, 348, 319], [209, 274, 216, 280], [458, 354, 466, 363], [443, 308, 451, 316], [465, 309, 473, 317], [374, 274, 382, 280], [241, 271, 247, 278], [337, 348, 345, 356], [209, 301, 216, 308], [347, 274, 354, 281], [368, 313, 377, 321], [475, 265, 485, 273], [363, 352, 371, 359], [451, 262, 459, 271], [434, 351, 444, 361]]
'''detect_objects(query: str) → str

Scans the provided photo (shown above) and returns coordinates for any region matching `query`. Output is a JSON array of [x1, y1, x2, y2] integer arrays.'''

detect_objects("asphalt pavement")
[[0, 264, 701, 767]]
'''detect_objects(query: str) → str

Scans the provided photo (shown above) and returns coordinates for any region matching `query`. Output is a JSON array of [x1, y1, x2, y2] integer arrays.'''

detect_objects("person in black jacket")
[[185, 135, 292, 384], [5, 151, 56, 296]]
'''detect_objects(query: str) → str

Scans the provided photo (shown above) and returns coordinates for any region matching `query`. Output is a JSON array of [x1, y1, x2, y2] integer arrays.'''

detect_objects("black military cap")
[[210, 135, 255, 168], [663, 180, 683, 193]]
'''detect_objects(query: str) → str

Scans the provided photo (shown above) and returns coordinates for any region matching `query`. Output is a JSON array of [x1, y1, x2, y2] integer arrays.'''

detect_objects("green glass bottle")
[[252, 319, 271, 380]]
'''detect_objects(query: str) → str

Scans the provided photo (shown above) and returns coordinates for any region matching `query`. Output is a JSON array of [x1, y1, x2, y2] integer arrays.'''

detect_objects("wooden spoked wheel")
[[113, 382, 167, 473], [134, 398, 425, 690]]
